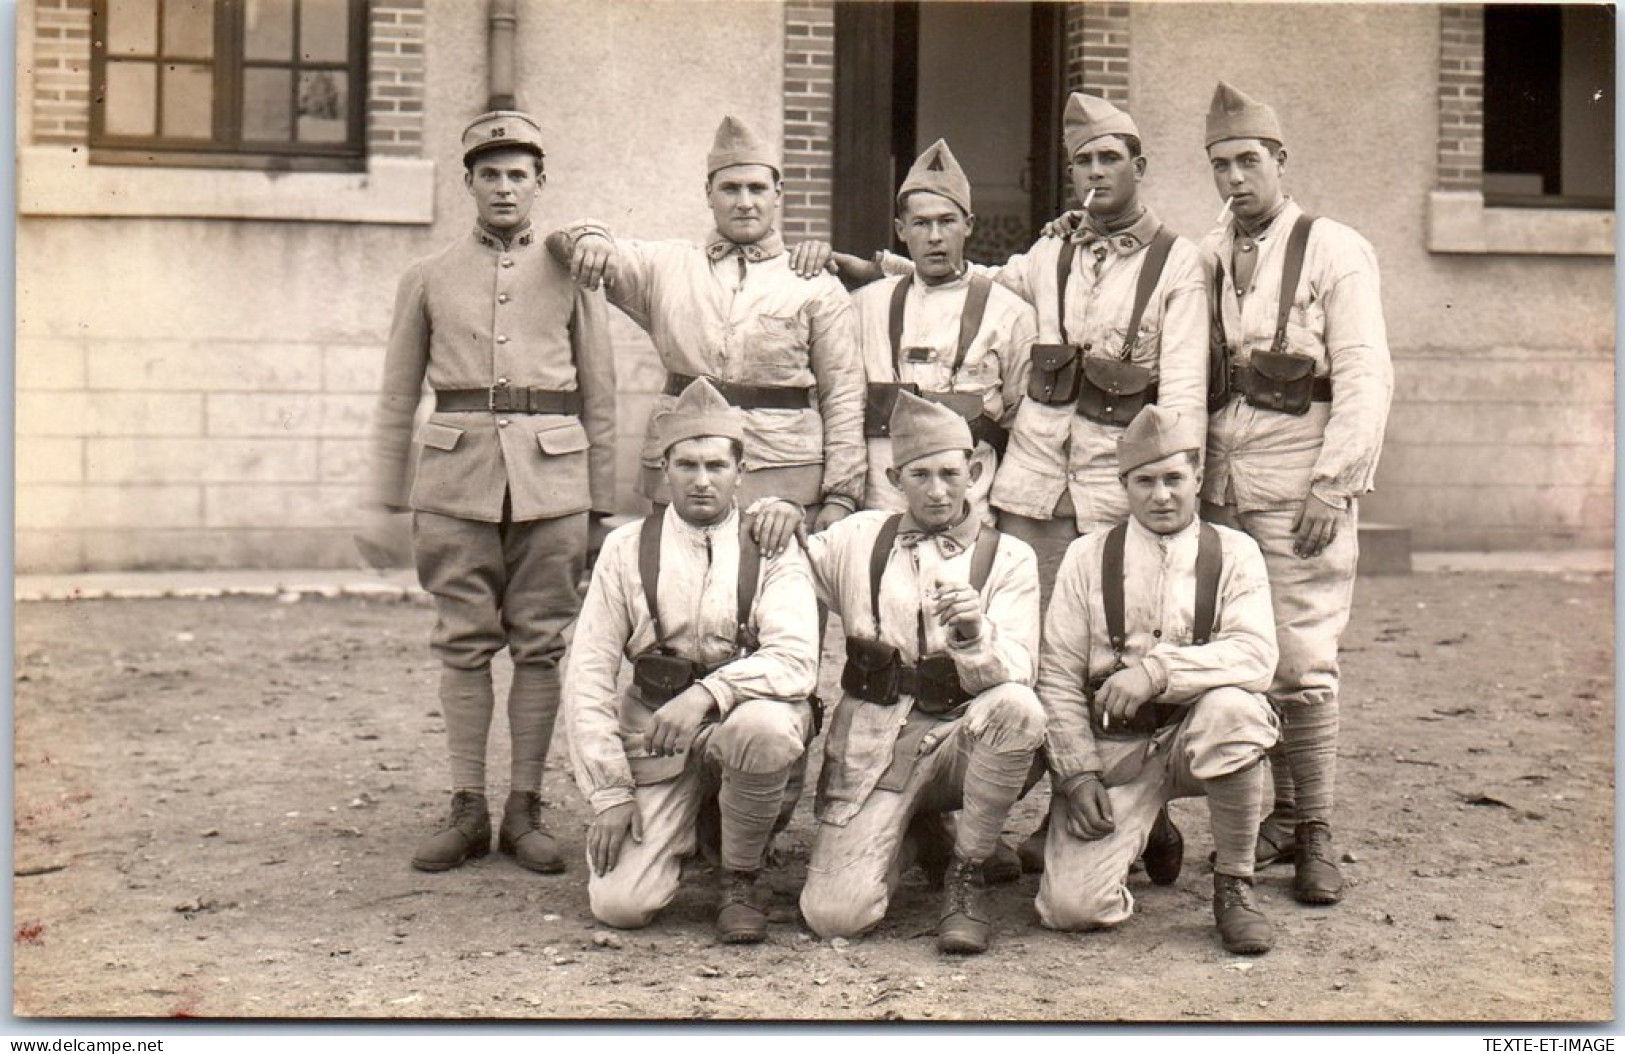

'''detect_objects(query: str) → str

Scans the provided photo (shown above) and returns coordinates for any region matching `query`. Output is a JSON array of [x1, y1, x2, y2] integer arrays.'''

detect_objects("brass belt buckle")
[[489, 380, 512, 413]]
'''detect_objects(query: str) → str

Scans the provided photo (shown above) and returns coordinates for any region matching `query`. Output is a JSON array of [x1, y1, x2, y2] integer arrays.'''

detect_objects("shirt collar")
[[897, 503, 981, 557], [667, 502, 739, 544], [1230, 196, 1296, 242], [472, 222, 536, 251], [1072, 205, 1164, 256], [705, 229, 785, 263], [1128, 513, 1201, 549]]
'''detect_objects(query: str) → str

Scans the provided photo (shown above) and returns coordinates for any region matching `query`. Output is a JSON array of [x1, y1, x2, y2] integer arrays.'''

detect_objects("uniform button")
[[501, 258, 514, 269], [497, 335, 509, 344], [498, 293, 510, 304], [1153, 629, 1162, 638]]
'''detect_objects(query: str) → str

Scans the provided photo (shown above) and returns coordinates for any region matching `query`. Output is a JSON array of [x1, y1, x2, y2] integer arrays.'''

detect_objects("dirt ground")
[[10, 566, 1614, 1023]]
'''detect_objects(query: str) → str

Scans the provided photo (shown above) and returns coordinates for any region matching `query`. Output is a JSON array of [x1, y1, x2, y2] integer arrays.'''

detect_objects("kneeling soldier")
[[759, 392, 1044, 954], [1035, 404, 1280, 955], [565, 379, 820, 943]]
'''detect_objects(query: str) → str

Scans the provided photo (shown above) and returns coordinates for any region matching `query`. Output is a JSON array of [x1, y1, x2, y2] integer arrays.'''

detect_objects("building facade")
[[15, 1, 1615, 573]]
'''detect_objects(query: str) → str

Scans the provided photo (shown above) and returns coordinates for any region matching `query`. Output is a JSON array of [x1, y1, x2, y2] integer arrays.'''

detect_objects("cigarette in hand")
[[1215, 196, 1234, 226], [1083, 188, 1097, 210]]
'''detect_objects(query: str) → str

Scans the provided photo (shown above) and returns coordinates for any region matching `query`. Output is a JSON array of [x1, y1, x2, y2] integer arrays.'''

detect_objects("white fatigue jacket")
[[981, 208, 1208, 524], [565, 505, 820, 815], [808, 509, 1040, 825], [1039, 518, 1278, 782], [560, 225, 866, 508], [1202, 199, 1394, 512], [851, 272, 1037, 517]]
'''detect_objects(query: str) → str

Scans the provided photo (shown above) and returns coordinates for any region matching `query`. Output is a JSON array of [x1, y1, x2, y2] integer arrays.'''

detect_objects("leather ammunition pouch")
[[841, 636, 904, 704], [1242, 349, 1322, 416], [1076, 358, 1157, 427], [1027, 343, 1083, 405], [909, 654, 971, 716], [632, 650, 703, 707]]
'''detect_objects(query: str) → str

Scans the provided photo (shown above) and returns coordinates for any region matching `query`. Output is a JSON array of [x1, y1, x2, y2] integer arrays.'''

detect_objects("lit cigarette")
[[1083, 188, 1098, 210], [1215, 196, 1234, 226]]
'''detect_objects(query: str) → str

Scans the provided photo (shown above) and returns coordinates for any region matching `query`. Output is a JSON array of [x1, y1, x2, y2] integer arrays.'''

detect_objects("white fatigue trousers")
[[588, 699, 811, 930], [800, 684, 1044, 940], [1037, 686, 1277, 931]]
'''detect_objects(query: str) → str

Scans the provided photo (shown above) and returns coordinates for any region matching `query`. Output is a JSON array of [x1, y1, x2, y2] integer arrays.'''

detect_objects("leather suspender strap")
[[1102, 522, 1225, 654], [1271, 214, 1316, 354], [1102, 523, 1128, 658], [952, 274, 993, 374], [638, 512, 668, 652], [887, 273, 995, 378], [735, 513, 762, 646], [886, 278, 909, 375], [967, 524, 1000, 594], [1121, 228, 1176, 359], [1192, 522, 1222, 645], [639, 510, 764, 656], [1054, 242, 1075, 343], [868, 514, 905, 634]]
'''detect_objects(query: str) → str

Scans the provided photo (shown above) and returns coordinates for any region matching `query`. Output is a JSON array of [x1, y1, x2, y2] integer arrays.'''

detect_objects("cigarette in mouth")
[[1083, 188, 1098, 210], [1215, 196, 1234, 225]]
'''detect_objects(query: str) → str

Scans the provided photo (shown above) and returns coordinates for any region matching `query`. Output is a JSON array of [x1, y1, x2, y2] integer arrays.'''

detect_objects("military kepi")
[[890, 390, 974, 468], [1205, 82, 1283, 147], [1063, 92, 1140, 158], [707, 115, 780, 178], [1118, 405, 1203, 475], [898, 138, 972, 216], [658, 378, 746, 453], [462, 110, 546, 165]]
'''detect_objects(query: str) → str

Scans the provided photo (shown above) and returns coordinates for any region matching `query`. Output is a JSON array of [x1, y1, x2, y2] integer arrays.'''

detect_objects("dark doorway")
[[833, 2, 1067, 263]]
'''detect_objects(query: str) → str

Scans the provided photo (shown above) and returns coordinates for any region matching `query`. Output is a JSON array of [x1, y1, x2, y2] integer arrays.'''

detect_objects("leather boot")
[[1142, 806, 1184, 886], [1016, 814, 1049, 875], [498, 791, 566, 874], [716, 870, 771, 944], [1292, 820, 1343, 905], [1212, 873, 1273, 955], [1256, 802, 1298, 868], [937, 857, 991, 955], [411, 790, 491, 872]]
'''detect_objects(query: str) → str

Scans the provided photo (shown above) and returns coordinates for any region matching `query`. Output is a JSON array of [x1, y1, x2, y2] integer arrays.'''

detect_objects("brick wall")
[[30, 0, 90, 144], [1437, 5, 1484, 191], [1068, 2, 1129, 103], [779, 1, 836, 243]]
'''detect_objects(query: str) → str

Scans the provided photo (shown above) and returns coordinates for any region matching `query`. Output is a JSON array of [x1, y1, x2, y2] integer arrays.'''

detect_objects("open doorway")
[[833, 1, 1067, 263]]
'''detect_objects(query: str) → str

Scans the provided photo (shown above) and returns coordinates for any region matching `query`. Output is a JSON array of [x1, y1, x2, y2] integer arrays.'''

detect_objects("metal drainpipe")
[[487, 0, 519, 111]]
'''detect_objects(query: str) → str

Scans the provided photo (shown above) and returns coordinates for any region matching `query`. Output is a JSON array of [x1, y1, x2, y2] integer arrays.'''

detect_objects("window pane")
[[104, 60, 158, 136], [161, 63, 213, 138], [108, 0, 159, 57], [242, 67, 293, 141], [162, 0, 215, 60], [244, 0, 295, 61], [299, 0, 349, 63], [296, 69, 348, 142]]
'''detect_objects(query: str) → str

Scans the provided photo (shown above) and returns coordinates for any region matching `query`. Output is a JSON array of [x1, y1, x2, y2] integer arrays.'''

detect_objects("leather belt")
[[436, 386, 583, 415], [665, 372, 814, 410], [1226, 363, 1332, 404]]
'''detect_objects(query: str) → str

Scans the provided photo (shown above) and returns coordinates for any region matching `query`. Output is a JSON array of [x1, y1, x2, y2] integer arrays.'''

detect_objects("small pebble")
[[592, 931, 623, 949]]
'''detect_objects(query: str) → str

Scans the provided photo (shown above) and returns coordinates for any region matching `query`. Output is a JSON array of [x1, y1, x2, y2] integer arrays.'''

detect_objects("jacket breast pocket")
[[751, 313, 811, 382], [415, 421, 464, 452]]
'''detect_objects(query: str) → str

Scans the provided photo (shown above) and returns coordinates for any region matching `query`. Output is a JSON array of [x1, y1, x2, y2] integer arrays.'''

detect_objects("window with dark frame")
[[1482, 3, 1614, 209], [90, 0, 368, 172]]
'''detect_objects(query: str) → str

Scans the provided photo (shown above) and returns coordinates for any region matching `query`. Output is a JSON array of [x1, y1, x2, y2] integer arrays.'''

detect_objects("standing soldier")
[[565, 380, 820, 943], [756, 393, 1045, 955], [1035, 405, 1279, 955], [851, 139, 1037, 525], [547, 115, 865, 529], [1200, 82, 1394, 905], [360, 111, 617, 875]]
